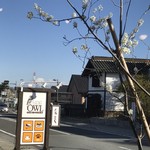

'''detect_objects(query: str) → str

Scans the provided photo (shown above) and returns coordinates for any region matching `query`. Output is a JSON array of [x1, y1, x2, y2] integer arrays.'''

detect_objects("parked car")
[[0, 102, 9, 113]]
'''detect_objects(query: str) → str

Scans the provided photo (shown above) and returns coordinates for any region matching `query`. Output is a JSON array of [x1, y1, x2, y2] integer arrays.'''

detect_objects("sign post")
[[14, 88, 51, 150]]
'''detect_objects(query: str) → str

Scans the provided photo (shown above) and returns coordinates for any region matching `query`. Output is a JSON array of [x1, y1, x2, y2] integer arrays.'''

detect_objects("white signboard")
[[51, 105, 60, 127], [22, 92, 46, 118]]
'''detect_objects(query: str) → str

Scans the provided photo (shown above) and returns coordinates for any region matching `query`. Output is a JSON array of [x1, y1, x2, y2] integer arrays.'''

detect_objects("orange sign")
[[22, 132, 33, 143], [21, 119, 45, 145], [34, 121, 44, 131], [23, 120, 33, 131], [33, 132, 43, 142]]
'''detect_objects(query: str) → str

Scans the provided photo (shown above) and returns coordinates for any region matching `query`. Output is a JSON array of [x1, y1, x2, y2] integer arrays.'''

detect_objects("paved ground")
[[0, 116, 149, 150], [0, 131, 15, 150], [62, 117, 134, 136]]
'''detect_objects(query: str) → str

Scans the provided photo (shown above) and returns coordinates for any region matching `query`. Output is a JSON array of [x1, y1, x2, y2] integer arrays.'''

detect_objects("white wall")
[[106, 73, 120, 90], [87, 72, 124, 111], [105, 73, 124, 111]]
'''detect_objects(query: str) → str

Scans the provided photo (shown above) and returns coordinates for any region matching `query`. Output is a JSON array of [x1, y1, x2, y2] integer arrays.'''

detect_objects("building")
[[81, 56, 150, 117], [51, 85, 72, 104], [67, 75, 88, 104]]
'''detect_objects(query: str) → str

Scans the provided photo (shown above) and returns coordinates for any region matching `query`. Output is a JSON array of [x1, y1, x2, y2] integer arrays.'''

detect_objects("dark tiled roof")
[[92, 60, 118, 73], [82, 56, 150, 76], [68, 75, 88, 94]]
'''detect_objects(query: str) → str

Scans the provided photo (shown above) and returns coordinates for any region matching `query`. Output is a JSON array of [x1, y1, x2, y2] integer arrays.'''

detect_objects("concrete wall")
[[90, 117, 130, 128]]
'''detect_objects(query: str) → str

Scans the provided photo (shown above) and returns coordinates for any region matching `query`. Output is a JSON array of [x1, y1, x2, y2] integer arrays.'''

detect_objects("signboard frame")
[[14, 88, 51, 150]]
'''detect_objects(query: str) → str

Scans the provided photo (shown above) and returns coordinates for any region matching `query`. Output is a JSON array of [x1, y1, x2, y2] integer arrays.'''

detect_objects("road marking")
[[119, 146, 132, 150], [0, 118, 70, 136], [0, 129, 15, 137], [60, 123, 73, 127], [0, 128, 70, 137], [0, 127, 70, 137], [0, 117, 16, 122], [50, 128, 70, 135]]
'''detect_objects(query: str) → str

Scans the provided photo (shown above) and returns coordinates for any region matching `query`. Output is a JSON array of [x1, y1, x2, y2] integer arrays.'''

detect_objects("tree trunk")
[[107, 18, 150, 142], [129, 117, 143, 150]]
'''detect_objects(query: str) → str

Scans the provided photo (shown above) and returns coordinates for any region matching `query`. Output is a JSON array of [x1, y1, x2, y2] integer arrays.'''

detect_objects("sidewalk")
[[0, 131, 15, 150]]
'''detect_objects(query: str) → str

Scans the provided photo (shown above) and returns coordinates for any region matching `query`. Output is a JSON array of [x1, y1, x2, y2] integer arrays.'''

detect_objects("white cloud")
[[35, 77, 45, 82], [0, 8, 3, 12], [139, 34, 148, 41]]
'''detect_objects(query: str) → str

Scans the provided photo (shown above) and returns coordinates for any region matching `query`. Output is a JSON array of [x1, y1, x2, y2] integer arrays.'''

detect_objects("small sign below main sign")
[[20, 118, 45, 145], [51, 105, 60, 127]]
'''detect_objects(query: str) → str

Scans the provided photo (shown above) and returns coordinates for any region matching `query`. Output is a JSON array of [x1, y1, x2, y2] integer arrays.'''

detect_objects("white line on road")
[[0, 129, 15, 137], [50, 128, 70, 135], [119, 146, 133, 150], [60, 123, 74, 127], [0, 128, 70, 137], [0, 118, 70, 137]]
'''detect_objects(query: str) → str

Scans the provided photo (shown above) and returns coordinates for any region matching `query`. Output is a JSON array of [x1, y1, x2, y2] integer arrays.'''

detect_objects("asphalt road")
[[51, 124, 150, 150], [0, 114, 150, 150]]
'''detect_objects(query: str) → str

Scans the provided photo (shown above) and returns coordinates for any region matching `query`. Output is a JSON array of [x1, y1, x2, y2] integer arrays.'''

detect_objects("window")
[[92, 76, 100, 87]]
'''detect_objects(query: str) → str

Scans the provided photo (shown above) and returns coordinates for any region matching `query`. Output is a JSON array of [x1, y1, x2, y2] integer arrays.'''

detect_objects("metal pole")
[[56, 88, 58, 102], [55, 79, 59, 103]]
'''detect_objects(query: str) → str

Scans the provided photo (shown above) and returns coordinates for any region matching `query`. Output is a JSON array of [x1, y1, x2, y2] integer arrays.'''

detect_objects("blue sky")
[[0, 0, 150, 86]]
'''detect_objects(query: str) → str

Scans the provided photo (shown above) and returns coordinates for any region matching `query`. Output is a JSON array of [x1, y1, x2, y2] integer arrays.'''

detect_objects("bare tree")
[[27, 0, 150, 149]]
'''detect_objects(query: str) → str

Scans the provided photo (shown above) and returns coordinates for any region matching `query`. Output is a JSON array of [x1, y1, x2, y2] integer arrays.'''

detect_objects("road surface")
[[0, 114, 149, 150]]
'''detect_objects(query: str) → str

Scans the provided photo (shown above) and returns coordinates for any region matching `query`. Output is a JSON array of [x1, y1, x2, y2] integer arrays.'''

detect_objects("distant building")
[[67, 75, 88, 104], [51, 85, 73, 104]]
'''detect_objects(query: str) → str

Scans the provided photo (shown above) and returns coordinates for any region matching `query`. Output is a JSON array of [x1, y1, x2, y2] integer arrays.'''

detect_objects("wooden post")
[[43, 90, 51, 150], [14, 90, 23, 150]]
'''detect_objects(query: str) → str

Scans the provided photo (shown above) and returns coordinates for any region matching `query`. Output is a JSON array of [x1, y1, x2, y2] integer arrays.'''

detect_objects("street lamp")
[[53, 79, 59, 103], [53, 79, 62, 103]]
